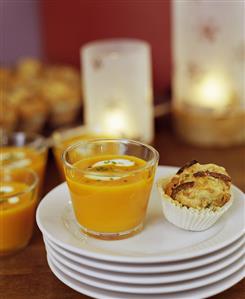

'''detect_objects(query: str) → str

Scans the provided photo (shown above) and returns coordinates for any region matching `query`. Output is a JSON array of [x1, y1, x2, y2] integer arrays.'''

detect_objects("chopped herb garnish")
[[95, 166, 107, 171]]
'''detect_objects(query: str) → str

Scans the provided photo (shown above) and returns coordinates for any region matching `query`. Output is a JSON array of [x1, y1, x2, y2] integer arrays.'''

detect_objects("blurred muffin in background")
[[0, 58, 82, 133], [0, 99, 18, 132], [44, 65, 81, 87], [18, 95, 49, 133], [0, 68, 17, 132], [41, 78, 81, 127], [15, 57, 43, 81], [7, 84, 31, 107], [6, 85, 48, 133], [0, 67, 13, 90]]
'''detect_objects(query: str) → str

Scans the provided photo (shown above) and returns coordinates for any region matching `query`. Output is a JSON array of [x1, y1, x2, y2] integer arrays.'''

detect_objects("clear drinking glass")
[[0, 168, 38, 255], [0, 131, 47, 196], [62, 139, 159, 240]]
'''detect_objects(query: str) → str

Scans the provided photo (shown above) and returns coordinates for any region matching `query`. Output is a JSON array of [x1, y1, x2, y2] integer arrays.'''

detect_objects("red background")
[[41, 0, 171, 97]]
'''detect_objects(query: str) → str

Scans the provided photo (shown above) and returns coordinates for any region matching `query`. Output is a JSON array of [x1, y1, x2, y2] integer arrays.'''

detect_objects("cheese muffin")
[[0, 60, 82, 132], [41, 79, 81, 127], [0, 99, 18, 132], [44, 65, 81, 87], [15, 57, 43, 80], [157, 160, 233, 231], [0, 69, 18, 132], [17, 95, 49, 133]]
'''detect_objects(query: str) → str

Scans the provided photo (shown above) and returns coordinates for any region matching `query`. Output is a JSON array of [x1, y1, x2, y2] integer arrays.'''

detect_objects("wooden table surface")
[[0, 119, 244, 299]]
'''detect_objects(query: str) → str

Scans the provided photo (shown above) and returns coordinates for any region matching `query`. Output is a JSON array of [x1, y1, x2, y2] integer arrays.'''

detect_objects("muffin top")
[[165, 160, 231, 210]]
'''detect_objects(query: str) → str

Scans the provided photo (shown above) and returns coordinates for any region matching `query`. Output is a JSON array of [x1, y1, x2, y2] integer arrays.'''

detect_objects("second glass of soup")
[[0, 131, 47, 197], [62, 139, 159, 240], [0, 168, 38, 256], [52, 126, 113, 180]]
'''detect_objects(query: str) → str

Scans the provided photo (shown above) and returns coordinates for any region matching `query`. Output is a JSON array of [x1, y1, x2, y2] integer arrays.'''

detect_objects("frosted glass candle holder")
[[81, 39, 154, 143], [172, 1, 245, 147]]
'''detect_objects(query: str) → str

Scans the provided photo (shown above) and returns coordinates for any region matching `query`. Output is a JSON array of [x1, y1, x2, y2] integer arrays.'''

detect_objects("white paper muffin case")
[[157, 177, 233, 231]]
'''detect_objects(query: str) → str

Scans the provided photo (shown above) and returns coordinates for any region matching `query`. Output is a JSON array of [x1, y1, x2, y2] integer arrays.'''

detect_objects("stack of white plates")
[[37, 166, 245, 299]]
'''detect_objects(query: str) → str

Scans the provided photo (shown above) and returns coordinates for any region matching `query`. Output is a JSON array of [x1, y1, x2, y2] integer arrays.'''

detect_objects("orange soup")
[[0, 147, 47, 194], [0, 181, 37, 255], [65, 155, 156, 235]]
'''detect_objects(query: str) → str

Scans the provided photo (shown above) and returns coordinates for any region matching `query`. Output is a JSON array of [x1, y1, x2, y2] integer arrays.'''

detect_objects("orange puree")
[[53, 133, 111, 180], [0, 182, 37, 255], [65, 155, 155, 234], [0, 147, 47, 194]]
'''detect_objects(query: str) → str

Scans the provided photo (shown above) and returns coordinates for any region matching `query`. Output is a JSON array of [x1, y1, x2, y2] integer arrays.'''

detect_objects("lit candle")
[[102, 107, 136, 138], [172, 0, 245, 146], [81, 39, 154, 143], [191, 75, 233, 111]]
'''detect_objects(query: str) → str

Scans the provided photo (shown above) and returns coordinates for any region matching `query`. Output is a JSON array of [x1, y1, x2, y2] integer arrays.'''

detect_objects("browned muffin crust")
[[171, 181, 195, 199], [164, 161, 232, 209], [193, 171, 231, 184], [176, 160, 198, 174]]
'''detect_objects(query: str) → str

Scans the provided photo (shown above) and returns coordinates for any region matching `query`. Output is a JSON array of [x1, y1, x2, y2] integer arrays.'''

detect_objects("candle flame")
[[195, 76, 232, 109], [104, 109, 126, 134]]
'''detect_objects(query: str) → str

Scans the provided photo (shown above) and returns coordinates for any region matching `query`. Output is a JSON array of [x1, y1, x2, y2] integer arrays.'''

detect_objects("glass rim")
[[0, 130, 47, 153], [62, 138, 159, 176], [51, 126, 118, 149], [0, 168, 39, 200], [52, 125, 100, 148]]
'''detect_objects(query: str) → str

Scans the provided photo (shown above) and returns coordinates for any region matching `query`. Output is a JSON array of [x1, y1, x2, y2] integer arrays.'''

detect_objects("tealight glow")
[[193, 76, 232, 110], [103, 109, 126, 134], [102, 108, 136, 137]]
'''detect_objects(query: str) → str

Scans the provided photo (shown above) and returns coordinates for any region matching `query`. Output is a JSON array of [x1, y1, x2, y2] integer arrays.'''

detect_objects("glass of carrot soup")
[[0, 131, 47, 197], [0, 168, 38, 256], [52, 126, 114, 180], [62, 139, 159, 240]]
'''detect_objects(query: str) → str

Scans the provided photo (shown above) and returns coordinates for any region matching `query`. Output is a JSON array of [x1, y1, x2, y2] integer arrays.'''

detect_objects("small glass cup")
[[0, 168, 38, 256], [52, 125, 114, 180], [62, 139, 159, 240], [0, 131, 48, 196]]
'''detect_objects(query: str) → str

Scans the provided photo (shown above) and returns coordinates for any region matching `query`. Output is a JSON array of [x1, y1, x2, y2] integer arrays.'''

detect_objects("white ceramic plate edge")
[[47, 255, 245, 299], [44, 234, 245, 274], [47, 250, 245, 294], [44, 237, 245, 284]]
